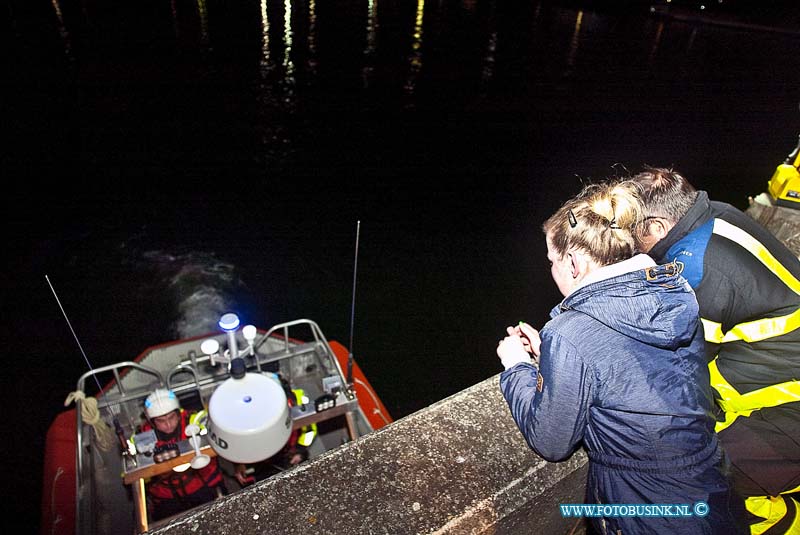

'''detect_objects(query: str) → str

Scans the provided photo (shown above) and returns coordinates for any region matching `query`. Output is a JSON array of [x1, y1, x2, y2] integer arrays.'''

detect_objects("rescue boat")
[[40, 314, 393, 535]]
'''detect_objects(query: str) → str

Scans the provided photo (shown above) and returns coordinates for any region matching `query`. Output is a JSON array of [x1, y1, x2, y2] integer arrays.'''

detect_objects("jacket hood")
[[552, 260, 699, 350]]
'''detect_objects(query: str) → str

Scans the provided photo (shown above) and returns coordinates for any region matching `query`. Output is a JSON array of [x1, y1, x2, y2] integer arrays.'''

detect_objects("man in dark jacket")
[[629, 168, 800, 534]]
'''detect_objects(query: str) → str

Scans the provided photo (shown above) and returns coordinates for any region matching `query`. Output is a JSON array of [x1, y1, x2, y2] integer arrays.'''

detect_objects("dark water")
[[6, 0, 800, 530]]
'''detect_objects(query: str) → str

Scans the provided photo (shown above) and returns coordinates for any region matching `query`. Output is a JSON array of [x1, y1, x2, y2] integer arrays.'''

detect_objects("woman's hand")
[[497, 333, 531, 370], [497, 321, 541, 370], [510, 322, 542, 360]]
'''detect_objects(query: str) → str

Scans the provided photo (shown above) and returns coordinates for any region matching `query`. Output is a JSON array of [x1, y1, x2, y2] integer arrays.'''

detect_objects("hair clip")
[[568, 209, 577, 228], [608, 218, 621, 229]]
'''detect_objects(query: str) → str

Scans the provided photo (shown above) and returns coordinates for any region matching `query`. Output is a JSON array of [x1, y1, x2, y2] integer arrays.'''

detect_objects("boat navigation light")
[[218, 313, 240, 332], [201, 339, 221, 366], [219, 313, 241, 360], [200, 339, 220, 355], [242, 324, 257, 343]]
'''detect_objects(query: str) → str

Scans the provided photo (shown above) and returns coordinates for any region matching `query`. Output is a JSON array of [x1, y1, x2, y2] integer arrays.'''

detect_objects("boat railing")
[[163, 365, 232, 401], [166, 364, 205, 410], [75, 361, 164, 491], [77, 361, 165, 401], [256, 319, 348, 390], [163, 360, 246, 411], [158, 321, 346, 411]]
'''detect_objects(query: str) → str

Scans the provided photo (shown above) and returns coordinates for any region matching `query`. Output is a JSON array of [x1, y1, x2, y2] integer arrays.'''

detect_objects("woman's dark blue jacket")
[[500, 259, 747, 534]]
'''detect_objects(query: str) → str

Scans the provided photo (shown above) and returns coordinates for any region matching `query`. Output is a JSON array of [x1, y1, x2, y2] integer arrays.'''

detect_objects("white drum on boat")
[[207, 372, 291, 463]]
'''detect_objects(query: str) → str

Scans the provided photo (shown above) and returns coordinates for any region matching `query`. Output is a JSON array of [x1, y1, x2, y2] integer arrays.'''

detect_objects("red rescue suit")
[[141, 410, 224, 503]]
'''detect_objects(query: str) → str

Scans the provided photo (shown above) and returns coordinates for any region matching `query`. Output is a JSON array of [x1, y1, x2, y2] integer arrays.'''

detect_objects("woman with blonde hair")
[[497, 181, 746, 534]]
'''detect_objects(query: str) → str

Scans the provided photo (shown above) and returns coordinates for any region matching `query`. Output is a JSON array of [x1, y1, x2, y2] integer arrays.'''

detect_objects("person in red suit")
[[140, 388, 227, 522]]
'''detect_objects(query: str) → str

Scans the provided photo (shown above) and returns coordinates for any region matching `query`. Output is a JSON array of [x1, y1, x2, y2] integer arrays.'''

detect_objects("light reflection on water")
[[260, 0, 271, 73], [283, 0, 294, 82], [404, 0, 425, 100], [362, 0, 376, 86]]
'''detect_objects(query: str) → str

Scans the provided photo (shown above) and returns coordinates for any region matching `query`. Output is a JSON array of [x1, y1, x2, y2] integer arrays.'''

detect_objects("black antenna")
[[47, 275, 133, 458], [46, 275, 105, 395], [346, 220, 361, 392]]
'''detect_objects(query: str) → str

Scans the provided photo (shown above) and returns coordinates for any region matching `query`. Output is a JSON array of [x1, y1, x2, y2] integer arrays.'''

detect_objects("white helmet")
[[144, 388, 180, 419]]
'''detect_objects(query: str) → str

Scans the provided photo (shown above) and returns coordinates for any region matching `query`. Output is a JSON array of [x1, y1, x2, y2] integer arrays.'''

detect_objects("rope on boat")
[[353, 377, 392, 425], [64, 390, 116, 452], [48, 467, 64, 535]]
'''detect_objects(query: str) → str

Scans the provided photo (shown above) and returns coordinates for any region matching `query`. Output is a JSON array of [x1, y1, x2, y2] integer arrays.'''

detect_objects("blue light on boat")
[[219, 313, 240, 331], [243, 396, 252, 403]]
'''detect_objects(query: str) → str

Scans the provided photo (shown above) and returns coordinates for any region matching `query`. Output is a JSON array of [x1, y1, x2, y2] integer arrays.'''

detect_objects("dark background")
[[4, 0, 800, 531]]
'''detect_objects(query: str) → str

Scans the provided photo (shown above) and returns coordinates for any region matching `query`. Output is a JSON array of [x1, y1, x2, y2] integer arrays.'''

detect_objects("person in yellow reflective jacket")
[[628, 168, 800, 535], [290, 388, 318, 448]]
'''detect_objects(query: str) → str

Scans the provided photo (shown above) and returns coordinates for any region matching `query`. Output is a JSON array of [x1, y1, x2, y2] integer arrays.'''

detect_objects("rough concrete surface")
[[746, 198, 800, 257]]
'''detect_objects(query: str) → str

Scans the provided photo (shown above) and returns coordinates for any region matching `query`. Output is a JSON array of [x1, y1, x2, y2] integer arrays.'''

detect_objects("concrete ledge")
[[149, 374, 588, 534], [746, 197, 800, 257]]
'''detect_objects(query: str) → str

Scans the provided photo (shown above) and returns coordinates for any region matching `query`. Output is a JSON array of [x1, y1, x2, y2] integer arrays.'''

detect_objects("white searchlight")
[[206, 314, 291, 463]]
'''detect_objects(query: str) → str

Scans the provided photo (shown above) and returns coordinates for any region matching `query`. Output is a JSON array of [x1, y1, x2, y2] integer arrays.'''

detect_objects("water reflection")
[[480, 1, 496, 86], [19, 0, 796, 190], [170, 0, 179, 39], [50, 0, 73, 61], [257, 0, 277, 163], [362, 0, 378, 87], [404, 0, 425, 101], [283, 0, 295, 85], [197, 0, 209, 48], [565, 10, 583, 74], [307, 0, 318, 74], [260, 0, 272, 76]]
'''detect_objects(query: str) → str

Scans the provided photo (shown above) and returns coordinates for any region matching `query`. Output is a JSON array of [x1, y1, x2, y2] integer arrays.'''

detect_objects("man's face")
[[153, 410, 180, 434], [638, 217, 672, 253]]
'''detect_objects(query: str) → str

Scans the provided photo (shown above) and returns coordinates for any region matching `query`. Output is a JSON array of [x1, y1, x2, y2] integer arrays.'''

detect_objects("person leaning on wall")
[[496, 179, 748, 534], [626, 167, 800, 535]]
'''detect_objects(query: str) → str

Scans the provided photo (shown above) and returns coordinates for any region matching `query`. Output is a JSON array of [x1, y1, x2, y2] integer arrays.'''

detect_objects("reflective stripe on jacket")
[[649, 191, 800, 499], [651, 194, 800, 432]]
